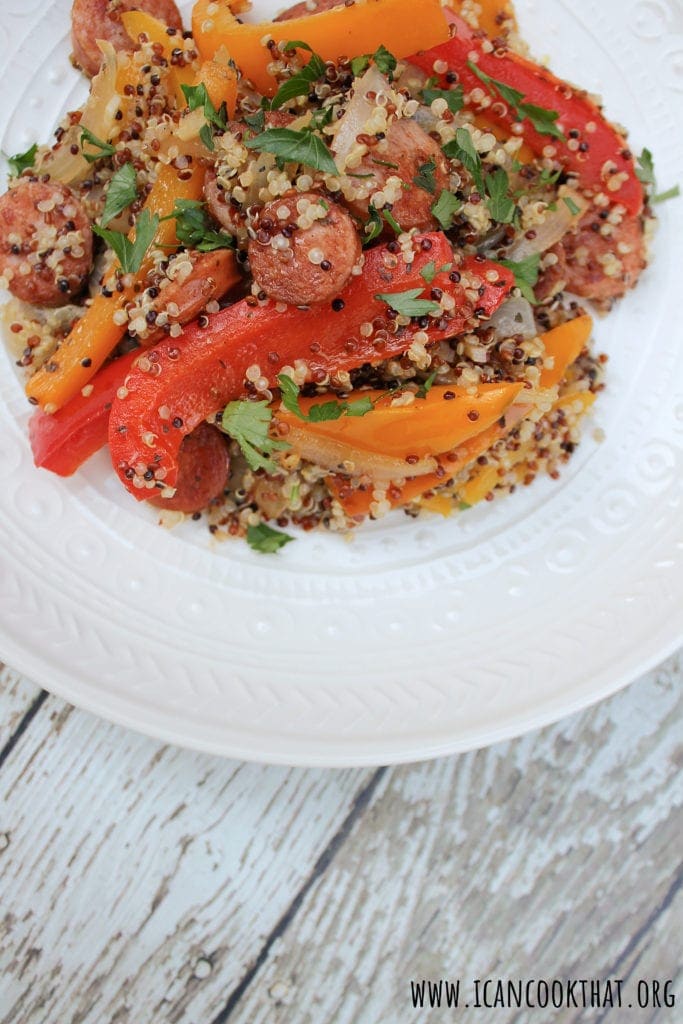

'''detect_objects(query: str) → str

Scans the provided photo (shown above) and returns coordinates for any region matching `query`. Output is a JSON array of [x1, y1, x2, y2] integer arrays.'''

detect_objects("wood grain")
[[224, 655, 683, 1024], [0, 667, 42, 753]]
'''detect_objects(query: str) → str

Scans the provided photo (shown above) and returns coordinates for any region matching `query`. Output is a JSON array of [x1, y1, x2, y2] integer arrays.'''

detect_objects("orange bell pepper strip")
[[195, 53, 238, 119], [279, 382, 523, 459], [539, 314, 593, 388], [121, 11, 196, 108], [446, 0, 517, 39], [192, 0, 450, 96], [25, 164, 204, 413]]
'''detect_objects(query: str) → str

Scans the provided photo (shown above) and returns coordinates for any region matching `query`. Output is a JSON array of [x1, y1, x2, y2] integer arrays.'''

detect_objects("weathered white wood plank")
[[0, 666, 43, 752], [0, 698, 374, 1024], [228, 655, 683, 1024]]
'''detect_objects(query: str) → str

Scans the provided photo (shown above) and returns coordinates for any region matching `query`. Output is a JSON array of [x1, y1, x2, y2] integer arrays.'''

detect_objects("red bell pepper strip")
[[29, 349, 140, 477], [410, 12, 644, 216], [108, 236, 514, 501]]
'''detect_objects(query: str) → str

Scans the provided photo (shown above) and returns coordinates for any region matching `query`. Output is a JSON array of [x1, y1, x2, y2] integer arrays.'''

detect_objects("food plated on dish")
[[1, 0, 675, 553]]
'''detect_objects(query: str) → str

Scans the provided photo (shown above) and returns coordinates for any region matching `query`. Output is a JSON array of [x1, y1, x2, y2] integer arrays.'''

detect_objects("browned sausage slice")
[[0, 179, 93, 307], [204, 169, 239, 235], [71, 0, 184, 78], [275, 0, 344, 20], [143, 249, 240, 344], [537, 212, 646, 306], [148, 422, 230, 512], [342, 119, 451, 231], [248, 192, 361, 306]]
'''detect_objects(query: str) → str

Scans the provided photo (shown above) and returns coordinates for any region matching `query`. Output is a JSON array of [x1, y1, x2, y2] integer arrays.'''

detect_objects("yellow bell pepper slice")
[[539, 314, 593, 388], [192, 0, 450, 96]]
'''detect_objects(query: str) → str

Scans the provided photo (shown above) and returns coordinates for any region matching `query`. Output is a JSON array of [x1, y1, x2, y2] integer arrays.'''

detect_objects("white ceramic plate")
[[1, 0, 681, 766]]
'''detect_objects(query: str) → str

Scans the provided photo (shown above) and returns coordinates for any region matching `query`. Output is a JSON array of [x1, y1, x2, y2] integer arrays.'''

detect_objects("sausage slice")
[[149, 422, 230, 512], [248, 192, 361, 306], [71, 0, 184, 77], [0, 179, 93, 307]]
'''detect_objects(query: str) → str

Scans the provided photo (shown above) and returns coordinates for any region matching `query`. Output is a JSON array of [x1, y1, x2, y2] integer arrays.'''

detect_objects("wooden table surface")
[[0, 654, 680, 1024]]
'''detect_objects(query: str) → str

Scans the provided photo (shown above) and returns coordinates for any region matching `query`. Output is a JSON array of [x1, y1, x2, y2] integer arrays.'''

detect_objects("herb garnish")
[[419, 260, 452, 284], [278, 374, 374, 421], [422, 86, 464, 114], [81, 128, 116, 163], [7, 143, 37, 177], [92, 208, 159, 274], [374, 287, 441, 317], [484, 168, 516, 224], [636, 148, 680, 204], [430, 189, 463, 230], [244, 127, 338, 175], [247, 523, 294, 553], [350, 45, 398, 80], [416, 371, 437, 398], [413, 159, 437, 194], [101, 163, 138, 228], [270, 41, 325, 110], [467, 61, 566, 141], [562, 195, 581, 216], [181, 82, 228, 151], [167, 198, 233, 251], [221, 399, 290, 473], [442, 128, 484, 194], [499, 253, 541, 304]]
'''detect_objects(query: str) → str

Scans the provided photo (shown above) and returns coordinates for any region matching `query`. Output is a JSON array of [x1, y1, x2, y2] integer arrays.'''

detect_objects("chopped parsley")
[[442, 128, 484, 194], [563, 195, 581, 216], [350, 45, 398, 80], [420, 260, 453, 284], [244, 109, 266, 134], [416, 371, 437, 398], [244, 127, 338, 175], [430, 189, 463, 230], [413, 159, 437, 194], [484, 168, 516, 224], [270, 41, 325, 109], [636, 148, 680, 204], [381, 208, 403, 235], [247, 523, 294, 554], [167, 198, 233, 251], [422, 86, 464, 114], [7, 143, 37, 177], [375, 287, 441, 317], [100, 162, 138, 228], [220, 399, 290, 473], [80, 128, 116, 163], [278, 374, 374, 421], [467, 61, 565, 141], [181, 82, 228, 152], [362, 207, 384, 246], [499, 253, 541, 304], [92, 208, 159, 274]]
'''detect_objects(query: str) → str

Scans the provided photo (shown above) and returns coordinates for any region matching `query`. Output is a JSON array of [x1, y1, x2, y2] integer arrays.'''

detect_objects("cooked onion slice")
[[505, 186, 588, 260]]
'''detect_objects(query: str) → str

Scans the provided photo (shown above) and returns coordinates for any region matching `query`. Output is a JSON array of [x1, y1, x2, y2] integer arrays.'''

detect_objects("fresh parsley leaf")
[[244, 128, 338, 174], [467, 61, 565, 141], [350, 54, 371, 77], [221, 399, 289, 473], [362, 207, 383, 246], [416, 371, 437, 398], [181, 83, 226, 130], [278, 374, 374, 422], [350, 45, 397, 80], [373, 45, 397, 79], [563, 195, 581, 216], [422, 86, 464, 114], [92, 208, 159, 274], [381, 209, 403, 235], [430, 189, 462, 230], [458, 501, 472, 511], [442, 128, 484, 193], [499, 253, 540, 304], [420, 260, 437, 284], [244, 109, 266, 133], [375, 287, 441, 317], [81, 128, 115, 164], [271, 41, 326, 109], [168, 198, 233, 251], [413, 159, 437, 194], [653, 184, 681, 204], [199, 123, 215, 152], [538, 167, 562, 187], [636, 148, 655, 186], [101, 163, 138, 228], [247, 523, 294, 554], [371, 157, 400, 169], [7, 143, 37, 177], [485, 168, 515, 224]]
